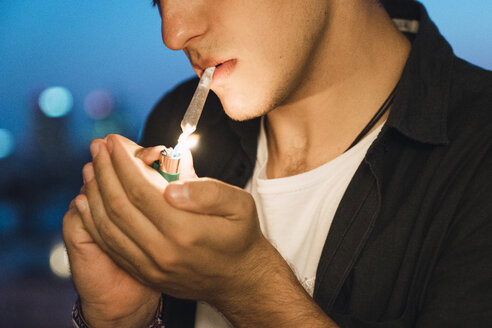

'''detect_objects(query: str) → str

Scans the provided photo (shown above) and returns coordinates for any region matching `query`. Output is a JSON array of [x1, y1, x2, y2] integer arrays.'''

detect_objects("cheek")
[[214, 46, 298, 120], [211, 1, 329, 119]]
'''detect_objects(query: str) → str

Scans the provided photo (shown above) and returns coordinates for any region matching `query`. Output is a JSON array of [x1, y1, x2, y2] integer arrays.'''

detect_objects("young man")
[[63, 0, 492, 327]]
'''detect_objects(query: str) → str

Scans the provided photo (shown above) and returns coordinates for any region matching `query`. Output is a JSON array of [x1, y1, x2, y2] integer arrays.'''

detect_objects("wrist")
[[79, 295, 161, 328], [212, 239, 297, 321]]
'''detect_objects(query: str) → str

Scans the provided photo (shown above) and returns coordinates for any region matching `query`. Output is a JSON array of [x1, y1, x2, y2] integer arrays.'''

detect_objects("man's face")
[[158, 0, 332, 121]]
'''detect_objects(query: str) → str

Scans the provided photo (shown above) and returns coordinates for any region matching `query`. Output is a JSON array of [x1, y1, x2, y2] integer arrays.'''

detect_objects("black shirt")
[[140, 1, 492, 326]]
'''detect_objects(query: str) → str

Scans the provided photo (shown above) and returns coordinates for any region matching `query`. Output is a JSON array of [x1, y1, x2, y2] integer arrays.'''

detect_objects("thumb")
[[164, 178, 256, 218]]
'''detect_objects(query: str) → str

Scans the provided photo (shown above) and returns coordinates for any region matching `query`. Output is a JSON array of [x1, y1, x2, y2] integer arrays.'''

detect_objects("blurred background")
[[0, 0, 491, 326]]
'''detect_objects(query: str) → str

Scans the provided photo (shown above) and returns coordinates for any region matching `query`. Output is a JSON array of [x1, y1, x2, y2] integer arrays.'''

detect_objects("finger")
[[105, 134, 163, 167], [106, 135, 169, 191], [75, 194, 145, 280], [104, 134, 141, 156], [87, 143, 175, 260], [178, 147, 197, 180], [63, 203, 93, 249], [102, 135, 180, 221], [101, 137, 215, 247], [74, 191, 121, 259], [78, 180, 164, 283], [62, 203, 98, 280], [134, 145, 166, 166], [164, 178, 256, 218], [69, 198, 76, 210]]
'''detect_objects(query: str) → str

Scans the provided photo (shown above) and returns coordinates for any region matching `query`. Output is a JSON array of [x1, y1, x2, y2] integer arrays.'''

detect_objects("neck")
[[265, 0, 410, 179]]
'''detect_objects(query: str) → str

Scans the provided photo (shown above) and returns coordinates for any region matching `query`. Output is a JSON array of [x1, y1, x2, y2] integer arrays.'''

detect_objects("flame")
[[174, 132, 200, 156], [185, 134, 200, 149]]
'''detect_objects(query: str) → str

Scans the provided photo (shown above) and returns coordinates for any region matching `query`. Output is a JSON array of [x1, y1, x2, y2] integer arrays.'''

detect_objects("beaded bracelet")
[[72, 296, 164, 328]]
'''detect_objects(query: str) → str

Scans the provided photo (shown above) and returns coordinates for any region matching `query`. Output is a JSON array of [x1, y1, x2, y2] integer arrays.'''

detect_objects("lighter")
[[153, 147, 181, 182], [153, 66, 216, 182]]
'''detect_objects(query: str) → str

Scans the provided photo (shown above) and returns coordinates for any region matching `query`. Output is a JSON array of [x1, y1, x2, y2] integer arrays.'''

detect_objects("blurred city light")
[[38, 87, 74, 118], [49, 242, 71, 279], [0, 128, 15, 159], [84, 90, 114, 120]]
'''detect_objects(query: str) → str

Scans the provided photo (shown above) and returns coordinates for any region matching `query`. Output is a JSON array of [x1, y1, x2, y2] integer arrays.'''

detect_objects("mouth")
[[193, 59, 231, 74], [193, 58, 237, 85]]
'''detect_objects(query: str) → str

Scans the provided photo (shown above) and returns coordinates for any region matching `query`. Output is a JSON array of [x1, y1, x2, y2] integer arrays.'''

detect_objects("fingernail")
[[90, 142, 99, 157], [166, 182, 189, 204], [83, 164, 95, 183], [106, 138, 113, 153]]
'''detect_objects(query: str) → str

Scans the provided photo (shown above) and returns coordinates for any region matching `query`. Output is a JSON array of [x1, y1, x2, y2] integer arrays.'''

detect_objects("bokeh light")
[[38, 86, 74, 118], [0, 128, 15, 159], [49, 242, 71, 279], [84, 90, 114, 120]]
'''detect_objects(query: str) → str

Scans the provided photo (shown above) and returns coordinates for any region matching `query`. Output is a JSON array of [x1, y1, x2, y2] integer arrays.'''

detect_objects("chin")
[[218, 94, 269, 121], [222, 104, 258, 121], [214, 83, 275, 121]]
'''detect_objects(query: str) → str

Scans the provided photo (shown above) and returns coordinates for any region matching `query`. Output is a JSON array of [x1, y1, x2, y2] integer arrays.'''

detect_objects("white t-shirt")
[[194, 120, 385, 328]]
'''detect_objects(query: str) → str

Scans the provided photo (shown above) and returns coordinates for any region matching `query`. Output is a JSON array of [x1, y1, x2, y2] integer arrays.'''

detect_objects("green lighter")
[[153, 146, 180, 182]]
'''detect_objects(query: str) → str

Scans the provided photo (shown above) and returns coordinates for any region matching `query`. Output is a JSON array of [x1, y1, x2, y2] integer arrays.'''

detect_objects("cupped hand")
[[63, 196, 160, 327], [76, 134, 288, 307]]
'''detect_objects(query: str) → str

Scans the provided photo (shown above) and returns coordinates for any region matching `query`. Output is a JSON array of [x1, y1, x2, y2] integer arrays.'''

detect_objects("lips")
[[211, 59, 237, 85], [192, 58, 237, 85], [193, 59, 224, 74]]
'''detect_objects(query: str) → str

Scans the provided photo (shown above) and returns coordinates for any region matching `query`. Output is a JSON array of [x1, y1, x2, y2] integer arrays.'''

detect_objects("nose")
[[159, 1, 208, 50]]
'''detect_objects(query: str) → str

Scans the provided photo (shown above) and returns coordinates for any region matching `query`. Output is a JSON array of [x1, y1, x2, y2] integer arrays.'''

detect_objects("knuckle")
[[104, 133, 117, 142], [106, 195, 127, 218], [155, 256, 172, 273], [197, 178, 222, 207], [89, 138, 97, 148], [145, 241, 174, 270], [176, 233, 197, 249], [153, 249, 178, 272], [62, 202, 79, 227], [243, 193, 257, 216], [144, 265, 167, 286], [127, 185, 146, 206], [89, 138, 102, 151], [82, 162, 92, 175], [97, 219, 113, 240]]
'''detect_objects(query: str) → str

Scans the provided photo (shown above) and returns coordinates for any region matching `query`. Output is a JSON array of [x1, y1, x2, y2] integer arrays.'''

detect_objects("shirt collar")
[[384, 0, 453, 145]]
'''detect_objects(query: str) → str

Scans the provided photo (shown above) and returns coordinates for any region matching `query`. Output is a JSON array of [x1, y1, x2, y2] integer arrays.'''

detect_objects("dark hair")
[[152, 0, 158, 7]]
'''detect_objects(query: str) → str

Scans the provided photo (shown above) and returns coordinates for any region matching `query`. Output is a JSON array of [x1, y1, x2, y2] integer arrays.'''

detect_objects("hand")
[[77, 135, 285, 298], [63, 166, 162, 326], [77, 134, 336, 327]]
